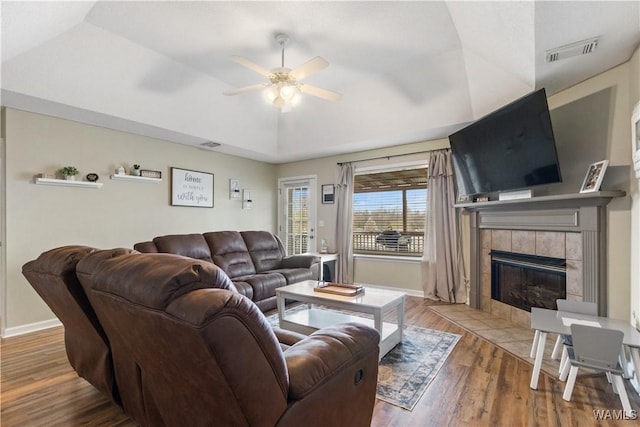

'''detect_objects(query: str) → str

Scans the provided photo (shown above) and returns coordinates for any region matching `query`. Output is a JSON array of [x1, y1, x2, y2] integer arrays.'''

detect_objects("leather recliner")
[[21, 245, 120, 404], [76, 248, 380, 427]]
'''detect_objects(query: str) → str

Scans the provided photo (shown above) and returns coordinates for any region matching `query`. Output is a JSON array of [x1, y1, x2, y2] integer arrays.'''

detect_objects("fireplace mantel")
[[459, 190, 626, 316], [455, 190, 625, 210]]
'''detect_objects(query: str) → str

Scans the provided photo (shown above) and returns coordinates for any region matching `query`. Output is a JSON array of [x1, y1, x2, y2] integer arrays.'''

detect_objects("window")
[[278, 176, 317, 255], [286, 186, 309, 254], [353, 166, 428, 257]]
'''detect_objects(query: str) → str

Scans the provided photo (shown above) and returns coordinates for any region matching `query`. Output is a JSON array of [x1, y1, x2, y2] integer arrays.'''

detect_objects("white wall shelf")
[[110, 174, 163, 183], [34, 177, 103, 189]]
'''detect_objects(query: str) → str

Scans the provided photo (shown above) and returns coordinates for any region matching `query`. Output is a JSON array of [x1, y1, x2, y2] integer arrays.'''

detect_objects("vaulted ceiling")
[[1, 1, 638, 163]]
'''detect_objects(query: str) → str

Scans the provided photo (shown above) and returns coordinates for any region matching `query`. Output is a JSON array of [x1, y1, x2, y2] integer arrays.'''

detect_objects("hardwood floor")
[[2, 296, 638, 426]]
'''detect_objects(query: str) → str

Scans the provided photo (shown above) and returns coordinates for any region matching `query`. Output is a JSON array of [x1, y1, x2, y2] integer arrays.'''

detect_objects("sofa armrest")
[[284, 323, 379, 400], [133, 241, 158, 253], [273, 327, 307, 348], [280, 255, 320, 270]]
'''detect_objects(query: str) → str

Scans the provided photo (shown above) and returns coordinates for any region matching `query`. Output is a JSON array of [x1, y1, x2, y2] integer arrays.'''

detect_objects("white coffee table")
[[275, 280, 406, 359]]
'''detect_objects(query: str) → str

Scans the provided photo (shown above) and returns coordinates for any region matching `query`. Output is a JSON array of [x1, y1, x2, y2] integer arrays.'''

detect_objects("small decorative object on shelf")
[[580, 160, 608, 193], [86, 173, 99, 182], [140, 169, 162, 179], [132, 164, 141, 176], [58, 166, 79, 181], [116, 165, 126, 175]]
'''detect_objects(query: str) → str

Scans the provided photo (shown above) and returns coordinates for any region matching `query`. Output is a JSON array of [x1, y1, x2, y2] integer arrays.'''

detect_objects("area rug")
[[267, 306, 460, 411]]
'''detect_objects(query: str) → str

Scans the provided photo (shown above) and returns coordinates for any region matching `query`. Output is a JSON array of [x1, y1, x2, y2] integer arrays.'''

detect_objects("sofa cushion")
[[256, 296, 278, 313], [204, 231, 256, 277], [262, 268, 314, 285], [153, 234, 213, 263], [241, 231, 285, 272], [234, 272, 287, 303], [231, 280, 254, 300]]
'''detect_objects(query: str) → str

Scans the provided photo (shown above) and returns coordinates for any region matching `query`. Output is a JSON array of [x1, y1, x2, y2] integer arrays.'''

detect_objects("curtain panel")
[[336, 162, 354, 283], [422, 149, 467, 303]]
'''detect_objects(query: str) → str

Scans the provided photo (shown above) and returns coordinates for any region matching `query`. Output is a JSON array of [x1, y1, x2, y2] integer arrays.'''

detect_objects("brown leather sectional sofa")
[[22, 245, 380, 427], [134, 230, 320, 312]]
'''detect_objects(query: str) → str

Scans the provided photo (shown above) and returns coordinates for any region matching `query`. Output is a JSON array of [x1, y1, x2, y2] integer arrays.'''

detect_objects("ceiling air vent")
[[545, 37, 599, 63], [200, 141, 221, 149]]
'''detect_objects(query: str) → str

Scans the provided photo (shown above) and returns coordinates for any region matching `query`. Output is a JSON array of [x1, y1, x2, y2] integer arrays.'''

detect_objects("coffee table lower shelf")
[[280, 306, 401, 358]]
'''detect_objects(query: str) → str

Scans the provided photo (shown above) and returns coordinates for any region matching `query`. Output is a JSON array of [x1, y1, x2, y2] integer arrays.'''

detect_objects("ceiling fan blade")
[[223, 83, 269, 96], [290, 56, 329, 80], [300, 84, 342, 102], [230, 55, 272, 77]]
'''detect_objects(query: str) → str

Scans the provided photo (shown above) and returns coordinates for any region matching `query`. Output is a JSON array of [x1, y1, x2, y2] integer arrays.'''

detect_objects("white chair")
[[562, 324, 632, 414], [552, 299, 597, 378]]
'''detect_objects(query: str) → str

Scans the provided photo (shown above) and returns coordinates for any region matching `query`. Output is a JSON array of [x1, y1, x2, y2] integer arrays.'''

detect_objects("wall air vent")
[[200, 141, 221, 149], [545, 37, 599, 63]]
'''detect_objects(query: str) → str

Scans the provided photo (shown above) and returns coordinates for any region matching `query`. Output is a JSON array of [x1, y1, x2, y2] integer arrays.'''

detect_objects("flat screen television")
[[449, 88, 562, 197]]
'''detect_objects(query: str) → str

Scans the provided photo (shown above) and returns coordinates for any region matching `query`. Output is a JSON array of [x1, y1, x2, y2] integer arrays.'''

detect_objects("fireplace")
[[462, 192, 623, 324], [491, 250, 566, 312]]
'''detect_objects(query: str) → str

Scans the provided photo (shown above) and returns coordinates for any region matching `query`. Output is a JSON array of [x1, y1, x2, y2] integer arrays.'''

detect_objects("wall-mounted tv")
[[449, 88, 562, 197]]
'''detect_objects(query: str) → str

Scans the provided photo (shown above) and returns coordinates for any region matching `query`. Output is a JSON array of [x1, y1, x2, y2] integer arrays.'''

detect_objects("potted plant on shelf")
[[58, 166, 79, 181], [132, 164, 141, 176]]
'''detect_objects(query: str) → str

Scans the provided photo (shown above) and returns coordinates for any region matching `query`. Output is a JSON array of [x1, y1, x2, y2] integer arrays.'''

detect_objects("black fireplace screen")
[[491, 250, 566, 312]]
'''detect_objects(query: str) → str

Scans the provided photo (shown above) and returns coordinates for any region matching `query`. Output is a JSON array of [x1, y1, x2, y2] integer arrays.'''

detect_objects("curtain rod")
[[336, 149, 436, 166]]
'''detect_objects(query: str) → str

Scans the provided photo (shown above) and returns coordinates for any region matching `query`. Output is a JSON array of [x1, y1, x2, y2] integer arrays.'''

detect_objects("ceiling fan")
[[223, 33, 342, 112]]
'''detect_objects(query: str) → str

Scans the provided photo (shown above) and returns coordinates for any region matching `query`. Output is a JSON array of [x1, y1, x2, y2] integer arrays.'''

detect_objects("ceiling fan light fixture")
[[291, 91, 302, 106], [225, 33, 341, 111], [272, 96, 285, 109], [280, 84, 297, 101], [265, 85, 279, 102]]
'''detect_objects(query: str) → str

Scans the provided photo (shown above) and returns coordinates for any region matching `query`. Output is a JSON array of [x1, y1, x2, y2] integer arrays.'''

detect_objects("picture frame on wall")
[[171, 167, 214, 207], [579, 160, 608, 193], [322, 184, 335, 204]]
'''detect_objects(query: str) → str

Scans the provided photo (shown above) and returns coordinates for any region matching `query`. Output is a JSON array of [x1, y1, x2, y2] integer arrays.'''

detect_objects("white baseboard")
[[2, 318, 62, 338], [364, 283, 425, 298]]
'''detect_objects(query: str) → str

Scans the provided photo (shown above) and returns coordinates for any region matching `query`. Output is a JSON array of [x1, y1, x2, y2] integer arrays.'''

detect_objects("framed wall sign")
[[579, 160, 608, 193], [322, 184, 335, 204], [171, 167, 214, 207]]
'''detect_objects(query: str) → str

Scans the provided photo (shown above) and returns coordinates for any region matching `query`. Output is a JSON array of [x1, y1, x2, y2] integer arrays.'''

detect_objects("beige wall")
[[277, 139, 449, 294], [547, 54, 635, 321], [2, 108, 277, 333], [629, 45, 640, 328]]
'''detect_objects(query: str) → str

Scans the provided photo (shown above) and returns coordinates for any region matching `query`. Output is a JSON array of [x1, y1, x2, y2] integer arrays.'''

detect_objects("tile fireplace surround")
[[458, 191, 625, 328]]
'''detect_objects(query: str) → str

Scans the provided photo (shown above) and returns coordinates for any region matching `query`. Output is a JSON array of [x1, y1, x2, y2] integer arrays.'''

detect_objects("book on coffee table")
[[313, 283, 365, 297]]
